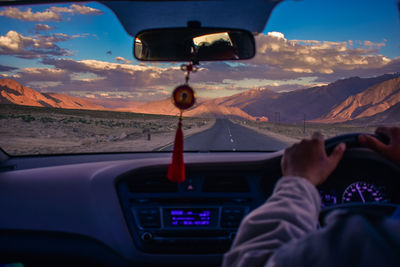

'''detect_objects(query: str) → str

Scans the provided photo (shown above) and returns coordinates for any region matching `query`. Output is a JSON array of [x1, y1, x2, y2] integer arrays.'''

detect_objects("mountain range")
[[1, 73, 400, 124], [204, 73, 399, 123], [0, 79, 103, 110], [321, 76, 400, 122]]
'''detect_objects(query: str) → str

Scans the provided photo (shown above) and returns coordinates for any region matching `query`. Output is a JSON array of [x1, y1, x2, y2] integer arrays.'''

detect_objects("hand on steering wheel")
[[281, 132, 346, 186], [282, 127, 400, 187], [281, 130, 400, 223], [359, 127, 400, 165]]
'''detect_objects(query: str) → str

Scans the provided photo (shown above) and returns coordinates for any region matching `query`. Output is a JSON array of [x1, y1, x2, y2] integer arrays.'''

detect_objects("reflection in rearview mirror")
[[134, 28, 255, 62], [193, 32, 239, 60]]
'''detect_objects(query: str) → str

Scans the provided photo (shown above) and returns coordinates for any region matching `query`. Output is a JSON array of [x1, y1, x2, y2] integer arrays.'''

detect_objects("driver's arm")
[[223, 133, 346, 267]]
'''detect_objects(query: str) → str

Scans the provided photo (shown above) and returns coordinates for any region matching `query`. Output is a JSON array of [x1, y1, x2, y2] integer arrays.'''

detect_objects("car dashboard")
[[0, 149, 399, 266], [117, 161, 278, 256]]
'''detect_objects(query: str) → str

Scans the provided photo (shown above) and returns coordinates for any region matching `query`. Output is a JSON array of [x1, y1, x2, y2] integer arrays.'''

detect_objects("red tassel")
[[167, 118, 185, 183]]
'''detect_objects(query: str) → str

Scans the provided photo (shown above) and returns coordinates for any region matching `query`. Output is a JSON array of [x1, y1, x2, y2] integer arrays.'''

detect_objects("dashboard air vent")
[[203, 176, 250, 192], [128, 176, 178, 193]]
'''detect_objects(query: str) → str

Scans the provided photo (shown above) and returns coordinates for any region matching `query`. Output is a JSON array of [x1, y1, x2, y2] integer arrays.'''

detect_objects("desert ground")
[[234, 119, 378, 144], [1, 104, 392, 156], [0, 104, 214, 155]]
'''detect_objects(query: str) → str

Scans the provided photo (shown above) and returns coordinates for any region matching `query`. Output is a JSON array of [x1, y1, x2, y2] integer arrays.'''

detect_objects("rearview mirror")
[[134, 28, 255, 62]]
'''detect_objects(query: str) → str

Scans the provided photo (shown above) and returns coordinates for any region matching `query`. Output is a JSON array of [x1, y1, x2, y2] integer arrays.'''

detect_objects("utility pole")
[[274, 112, 280, 125], [278, 112, 280, 125]]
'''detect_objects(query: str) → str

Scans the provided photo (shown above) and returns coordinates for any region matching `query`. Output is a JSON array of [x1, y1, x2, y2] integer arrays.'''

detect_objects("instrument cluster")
[[319, 181, 389, 208], [317, 156, 400, 209]]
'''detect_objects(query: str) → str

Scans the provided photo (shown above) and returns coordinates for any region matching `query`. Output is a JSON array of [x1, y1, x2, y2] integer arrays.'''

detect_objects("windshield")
[[0, 0, 399, 155]]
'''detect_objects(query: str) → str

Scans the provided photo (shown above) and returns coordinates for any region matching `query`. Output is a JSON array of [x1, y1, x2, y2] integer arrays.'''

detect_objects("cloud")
[[0, 30, 70, 58], [49, 4, 103, 15], [68, 4, 103, 15], [40, 58, 182, 87], [13, 67, 69, 82], [115, 56, 132, 64], [251, 32, 392, 75], [7, 30, 400, 101], [267, 31, 285, 39], [11, 58, 184, 100], [11, 53, 400, 101], [11, 55, 324, 100], [0, 64, 18, 72], [192, 62, 307, 83], [34, 23, 54, 33], [0, 4, 103, 22], [186, 32, 398, 87], [312, 57, 400, 82], [71, 33, 92, 39], [0, 7, 60, 21]]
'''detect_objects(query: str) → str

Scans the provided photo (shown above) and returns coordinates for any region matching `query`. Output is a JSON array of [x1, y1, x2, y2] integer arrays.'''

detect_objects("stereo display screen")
[[164, 208, 218, 227]]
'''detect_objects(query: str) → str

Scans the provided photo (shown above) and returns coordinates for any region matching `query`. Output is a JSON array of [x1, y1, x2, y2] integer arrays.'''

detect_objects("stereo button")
[[137, 208, 161, 228], [221, 207, 244, 228]]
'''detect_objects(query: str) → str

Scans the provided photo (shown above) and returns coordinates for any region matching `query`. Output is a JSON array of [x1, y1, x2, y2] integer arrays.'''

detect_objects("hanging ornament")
[[167, 63, 197, 183], [172, 84, 196, 110]]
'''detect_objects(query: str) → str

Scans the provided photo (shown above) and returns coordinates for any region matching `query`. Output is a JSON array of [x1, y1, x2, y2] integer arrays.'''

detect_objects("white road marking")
[[230, 138, 234, 143], [232, 148, 236, 151], [227, 126, 232, 137]]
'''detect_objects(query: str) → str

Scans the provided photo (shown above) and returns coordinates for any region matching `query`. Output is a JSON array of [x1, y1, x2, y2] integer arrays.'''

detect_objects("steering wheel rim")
[[324, 132, 389, 155], [319, 203, 399, 226]]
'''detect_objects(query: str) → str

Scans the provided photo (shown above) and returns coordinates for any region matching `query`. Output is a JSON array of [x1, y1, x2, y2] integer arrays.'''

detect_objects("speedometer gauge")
[[342, 181, 387, 204]]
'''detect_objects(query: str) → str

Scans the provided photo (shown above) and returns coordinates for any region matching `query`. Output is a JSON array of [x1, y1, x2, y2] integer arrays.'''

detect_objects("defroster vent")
[[203, 176, 249, 192], [128, 175, 178, 193]]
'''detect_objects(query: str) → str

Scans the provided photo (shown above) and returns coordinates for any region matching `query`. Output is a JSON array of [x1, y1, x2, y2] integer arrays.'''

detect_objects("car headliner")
[[0, 0, 281, 37], [102, 0, 281, 37]]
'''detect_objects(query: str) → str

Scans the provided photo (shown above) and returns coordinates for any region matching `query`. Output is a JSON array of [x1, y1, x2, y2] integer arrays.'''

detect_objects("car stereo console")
[[116, 166, 277, 254], [130, 204, 248, 253]]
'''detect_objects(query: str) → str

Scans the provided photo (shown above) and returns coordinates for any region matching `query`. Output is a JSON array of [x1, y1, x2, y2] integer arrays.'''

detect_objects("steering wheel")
[[319, 133, 398, 225], [324, 132, 389, 155]]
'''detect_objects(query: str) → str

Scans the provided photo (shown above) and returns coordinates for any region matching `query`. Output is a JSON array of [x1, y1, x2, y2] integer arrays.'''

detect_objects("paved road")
[[159, 119, 288, 151]]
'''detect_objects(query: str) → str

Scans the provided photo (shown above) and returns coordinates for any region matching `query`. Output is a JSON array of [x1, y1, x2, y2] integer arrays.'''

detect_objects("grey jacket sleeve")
[[222, 176, 321, 267]]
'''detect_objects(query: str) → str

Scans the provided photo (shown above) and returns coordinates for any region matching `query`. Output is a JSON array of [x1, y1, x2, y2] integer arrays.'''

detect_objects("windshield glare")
[[0, 1, 399, 155]]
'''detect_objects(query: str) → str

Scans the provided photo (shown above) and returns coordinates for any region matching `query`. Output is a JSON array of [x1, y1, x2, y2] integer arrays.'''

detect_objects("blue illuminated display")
[[167, 209, 213, 226]]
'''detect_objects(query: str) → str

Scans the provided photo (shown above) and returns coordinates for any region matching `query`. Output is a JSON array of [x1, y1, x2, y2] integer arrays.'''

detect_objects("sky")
[[0, 0, 399, 102]]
